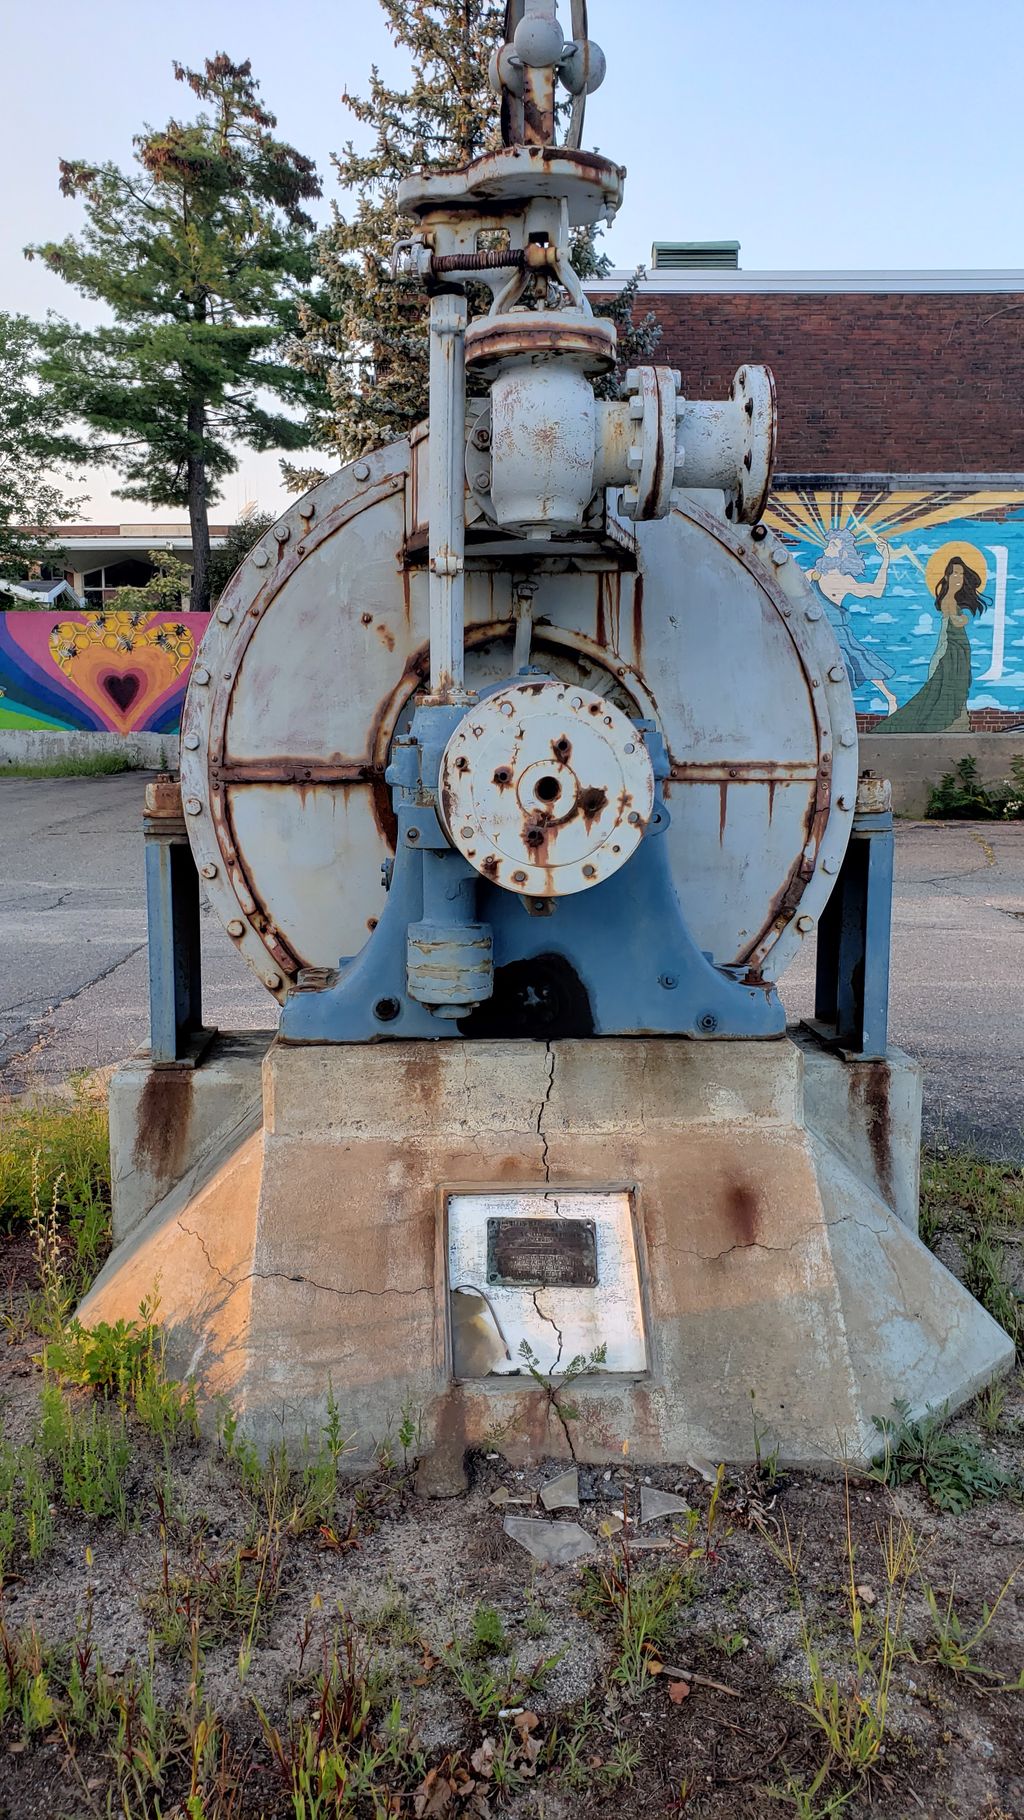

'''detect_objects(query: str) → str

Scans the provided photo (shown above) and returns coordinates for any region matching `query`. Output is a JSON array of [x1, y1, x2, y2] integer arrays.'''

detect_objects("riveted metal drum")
[[177, 448, 858, 1005]]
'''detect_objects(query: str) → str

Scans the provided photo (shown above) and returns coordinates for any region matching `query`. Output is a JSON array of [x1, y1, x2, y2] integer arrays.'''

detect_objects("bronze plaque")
[[486, 1217, 598, 1288]]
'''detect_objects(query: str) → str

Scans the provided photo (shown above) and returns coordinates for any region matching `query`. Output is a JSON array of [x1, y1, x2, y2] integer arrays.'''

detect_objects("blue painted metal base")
[[279, 822, 783, 1044]]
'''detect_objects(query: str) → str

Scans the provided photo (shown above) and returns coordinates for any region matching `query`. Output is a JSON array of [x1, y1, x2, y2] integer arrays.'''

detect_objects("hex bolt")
[[193, 667, 210, 686], [184, 797, 202, 815], [227, 919, 245, 937], [828, 663, 845, 683], [266, 972, 282, 990], [796, 914, 815, 932], [822, 857, 839, 873], [471, 425, 491, 449], [770, 547, 789, 566], [251, 550, 269, 569], [806, 606, 822, 621], [353, 461, 371, 482], [275, 524, 291, 544], [218, 605, 233, 624], [183, 733, 200, 750], [839, 730, 856, 747], [200, 862, 218, 879]]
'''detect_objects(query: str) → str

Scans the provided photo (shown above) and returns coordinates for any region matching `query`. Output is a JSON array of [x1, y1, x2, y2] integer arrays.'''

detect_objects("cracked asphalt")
[[1, 773, 1021, 1158]]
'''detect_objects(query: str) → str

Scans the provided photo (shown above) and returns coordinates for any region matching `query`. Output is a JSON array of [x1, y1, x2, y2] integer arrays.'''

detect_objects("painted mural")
[[0, 609, 207, 734], [765, 489, 1024, 730]]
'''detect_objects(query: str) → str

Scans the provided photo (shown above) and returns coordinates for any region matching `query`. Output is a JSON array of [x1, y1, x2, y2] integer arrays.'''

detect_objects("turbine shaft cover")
[[438, 679, 655, 898]]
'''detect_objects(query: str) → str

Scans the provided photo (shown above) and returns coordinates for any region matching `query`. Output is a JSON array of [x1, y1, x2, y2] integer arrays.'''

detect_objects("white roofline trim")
[[588, 269, 1024, 295]]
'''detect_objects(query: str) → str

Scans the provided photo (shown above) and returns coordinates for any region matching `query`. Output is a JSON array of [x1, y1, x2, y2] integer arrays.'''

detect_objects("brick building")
[[592, 257, 1024, 734]]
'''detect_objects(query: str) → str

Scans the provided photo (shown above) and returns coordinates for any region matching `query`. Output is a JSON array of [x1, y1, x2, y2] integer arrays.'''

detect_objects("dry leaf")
[[668, 1678, 691, 1704], [855, 1583, 877, 1607]]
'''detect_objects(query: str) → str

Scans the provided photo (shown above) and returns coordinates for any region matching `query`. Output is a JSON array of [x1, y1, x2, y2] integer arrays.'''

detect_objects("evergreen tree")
[[27, 57, 328, 610], [0, 314, 83, 584], [288, 0, 658, 470]]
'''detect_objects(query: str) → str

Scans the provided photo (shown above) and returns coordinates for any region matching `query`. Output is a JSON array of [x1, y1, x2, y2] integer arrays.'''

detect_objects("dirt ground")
[[2, 1229, 1024, 1820]]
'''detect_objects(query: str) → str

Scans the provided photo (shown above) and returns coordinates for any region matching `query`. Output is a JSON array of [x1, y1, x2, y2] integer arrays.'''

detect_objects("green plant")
[[871, 1400, 1015, 1512], [0, 751, 143, 779], [579, 1549, 701, 1692], [916, 1568, 1024, 1687], [976, 1379, 1010, 1439], [517, 1336, 607, 1447], [0, 1084, 110, 1258], [751, 1388, 782, 1486], [926, 755, 1001, 820], [43, 1296, 199, 1443], [0, 1621, 55, 1737], [758, 1489, 918, 1783], [962, 1235, 1024, 1354], [766, 1763, 855, 1817], [38, 1383, 131, 1527], [0, 1440, 54, 1578], [469, 1602, 508, 1658]]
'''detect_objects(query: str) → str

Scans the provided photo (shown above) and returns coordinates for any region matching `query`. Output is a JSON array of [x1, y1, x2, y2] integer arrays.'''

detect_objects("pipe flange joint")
[[618, 366, 679, 522]]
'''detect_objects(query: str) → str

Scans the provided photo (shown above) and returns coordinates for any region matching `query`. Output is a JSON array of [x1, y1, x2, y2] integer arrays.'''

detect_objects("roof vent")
[[651, 240, 740, 271]]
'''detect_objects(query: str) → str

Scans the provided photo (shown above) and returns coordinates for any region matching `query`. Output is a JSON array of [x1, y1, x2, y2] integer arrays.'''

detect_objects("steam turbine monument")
[[82, 1, 1013, 1483]]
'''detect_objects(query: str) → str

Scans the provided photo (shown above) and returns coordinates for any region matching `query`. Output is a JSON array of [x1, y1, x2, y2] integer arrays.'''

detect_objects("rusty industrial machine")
[[90, 0, 1011, 1470]]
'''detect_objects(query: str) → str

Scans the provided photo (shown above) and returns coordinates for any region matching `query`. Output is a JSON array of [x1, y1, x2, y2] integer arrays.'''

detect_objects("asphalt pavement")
[[1, 773, 1021, 1157]]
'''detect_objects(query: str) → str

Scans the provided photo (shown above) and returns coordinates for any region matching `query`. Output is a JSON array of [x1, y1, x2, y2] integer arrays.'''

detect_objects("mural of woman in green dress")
[[875, 545, 988, 733]]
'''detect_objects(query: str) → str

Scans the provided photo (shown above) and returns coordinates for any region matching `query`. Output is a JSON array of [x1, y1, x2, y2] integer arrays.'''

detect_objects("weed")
[[44, 1295, 199, 1443], [0, 1621, 55, 1737], [0, 1086, 110, 1275], [976, 1379, 1010, 1439], [469, 1602, 508, 1658], [871, 1400, 1015, 1512], [766, 1763, 855, 1817], [757, 1488, 919, 1782], [919, 1152, 1024, 1241], [517, 1336, 607, 1444], [962, 1235, 1024, 1354], [579, 1550, 701, 1692], [0, 1439, 55, 1578], [712, 1629, 749, 1658], [38, 1382, 131, 1527], [0, 751, 143, 778], [444, 1638, 565, 1721], [916, 1567, 1024, 1687], [360, 1579, 418, 1650], [751, 1388, 782, 1486]]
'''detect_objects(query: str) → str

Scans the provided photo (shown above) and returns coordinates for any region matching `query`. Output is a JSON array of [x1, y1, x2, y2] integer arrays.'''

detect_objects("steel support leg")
[[811, 774, 894, 1060], [143, 778, 211, 1064]]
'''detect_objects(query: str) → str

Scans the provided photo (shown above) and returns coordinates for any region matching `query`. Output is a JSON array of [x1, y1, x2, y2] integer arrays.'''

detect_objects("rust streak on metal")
[[669, 760, 818, 784]]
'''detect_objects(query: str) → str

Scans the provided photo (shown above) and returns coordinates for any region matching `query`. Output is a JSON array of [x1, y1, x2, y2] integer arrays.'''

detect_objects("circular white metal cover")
[[439, 680, 655, 897], [178, 438, 858, 1002]]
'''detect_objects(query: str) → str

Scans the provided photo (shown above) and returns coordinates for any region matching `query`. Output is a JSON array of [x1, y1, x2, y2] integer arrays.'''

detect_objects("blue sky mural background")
[[766, 491, 1024, 721]]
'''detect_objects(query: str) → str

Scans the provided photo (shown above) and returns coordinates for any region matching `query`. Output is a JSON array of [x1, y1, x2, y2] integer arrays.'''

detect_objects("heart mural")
[[0, 609, 207, 734]]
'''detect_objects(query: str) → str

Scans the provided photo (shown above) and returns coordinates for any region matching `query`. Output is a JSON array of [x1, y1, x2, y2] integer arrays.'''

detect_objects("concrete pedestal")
[[80, 1035, 1012, 1479]]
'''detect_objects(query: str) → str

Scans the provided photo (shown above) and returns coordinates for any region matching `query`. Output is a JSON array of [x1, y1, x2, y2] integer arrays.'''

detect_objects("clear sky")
[[3, 0, 1022, 520]]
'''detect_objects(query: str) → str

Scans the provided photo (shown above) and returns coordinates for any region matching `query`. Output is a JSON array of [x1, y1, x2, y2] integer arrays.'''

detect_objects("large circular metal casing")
[[178, 436, 858, 1001]]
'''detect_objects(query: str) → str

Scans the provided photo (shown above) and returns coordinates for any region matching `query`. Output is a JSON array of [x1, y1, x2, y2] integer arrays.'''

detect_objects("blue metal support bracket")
[[143, 777, 215, 1066], [808, 772, 894, 1061]]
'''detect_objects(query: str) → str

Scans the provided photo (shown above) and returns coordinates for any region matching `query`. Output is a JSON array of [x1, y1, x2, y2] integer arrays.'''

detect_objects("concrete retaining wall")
[[0, 730, 177, 769], [859, 732, 1024, 819]]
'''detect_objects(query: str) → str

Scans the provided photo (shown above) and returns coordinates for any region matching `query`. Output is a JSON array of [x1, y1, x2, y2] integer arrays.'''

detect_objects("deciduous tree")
[[0, 313, 83, 584]]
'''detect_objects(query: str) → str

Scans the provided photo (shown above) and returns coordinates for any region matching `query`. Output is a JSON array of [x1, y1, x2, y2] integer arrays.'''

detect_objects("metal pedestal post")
[[810, 772, 894, 1061], [143, 777, 214, 1065]]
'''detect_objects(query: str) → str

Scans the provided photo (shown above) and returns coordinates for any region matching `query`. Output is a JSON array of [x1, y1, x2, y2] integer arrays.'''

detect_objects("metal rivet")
[[627, 811, 641, 825], [582, 863, 597, 878], [200, 862, 217, 879], [461, 826, 474, 839], [275, 524, 291, 544], [796, 914, 815, 931], [839, 730, 856, 747], [218, 605, 233, 624], [659, 973, 678, 990], [184, 797, 202, 815], [353, 461, 370, 481], [624, 741, 635, 754], [406, 828, 420, 842], [266, 972, 282, 990], [227, 919, 244, 937], [193, 667, 210, 686], [806, 606, 822, 621], [251, 550, 269, 569], [183, 733, 200, 750], [299, 501, 315, 520], [828, 664, 845, 683], [512, 870, 527, 883]]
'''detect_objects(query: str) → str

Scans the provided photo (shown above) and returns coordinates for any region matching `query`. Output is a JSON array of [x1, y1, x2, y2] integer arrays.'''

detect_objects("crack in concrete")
[[1, 941, 147, 1071], [537, 1041, 555, 1181], [531, 1288, 577, 1462], [175, 1217, 431, 1303]]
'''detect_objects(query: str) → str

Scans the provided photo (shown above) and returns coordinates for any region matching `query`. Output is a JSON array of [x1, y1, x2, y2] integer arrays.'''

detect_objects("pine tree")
[[27, 57, 328, 610], [288, 0, 658, 469], [0, 314, 83, 584]]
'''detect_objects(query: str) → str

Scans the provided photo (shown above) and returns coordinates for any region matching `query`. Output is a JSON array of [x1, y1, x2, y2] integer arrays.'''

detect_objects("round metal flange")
[[465, 309, 616, 375], [438, 679, 654, 898], [730, 364, 776, 525]]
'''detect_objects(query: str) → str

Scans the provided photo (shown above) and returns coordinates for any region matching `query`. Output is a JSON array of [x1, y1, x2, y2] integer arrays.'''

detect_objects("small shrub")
[[925, 753, 1024, 821]]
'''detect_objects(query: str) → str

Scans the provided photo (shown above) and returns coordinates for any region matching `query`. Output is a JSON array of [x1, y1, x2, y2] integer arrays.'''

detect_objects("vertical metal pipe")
[[428, 291, 468, 699]]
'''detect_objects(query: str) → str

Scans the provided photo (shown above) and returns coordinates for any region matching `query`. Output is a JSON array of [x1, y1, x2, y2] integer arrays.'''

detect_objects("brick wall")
[[640, 291, 1024, 471], [857, 711, 1024, 733]]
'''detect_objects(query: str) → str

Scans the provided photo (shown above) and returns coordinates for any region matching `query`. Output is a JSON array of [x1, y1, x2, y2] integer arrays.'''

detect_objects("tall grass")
[[0, 751, 144, 778], [0, 1084, 111, 1288]]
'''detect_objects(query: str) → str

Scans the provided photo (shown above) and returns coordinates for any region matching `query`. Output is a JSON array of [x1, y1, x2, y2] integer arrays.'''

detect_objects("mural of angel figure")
[[807, 529, 913, 713], [875, 544, 988, 734]]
